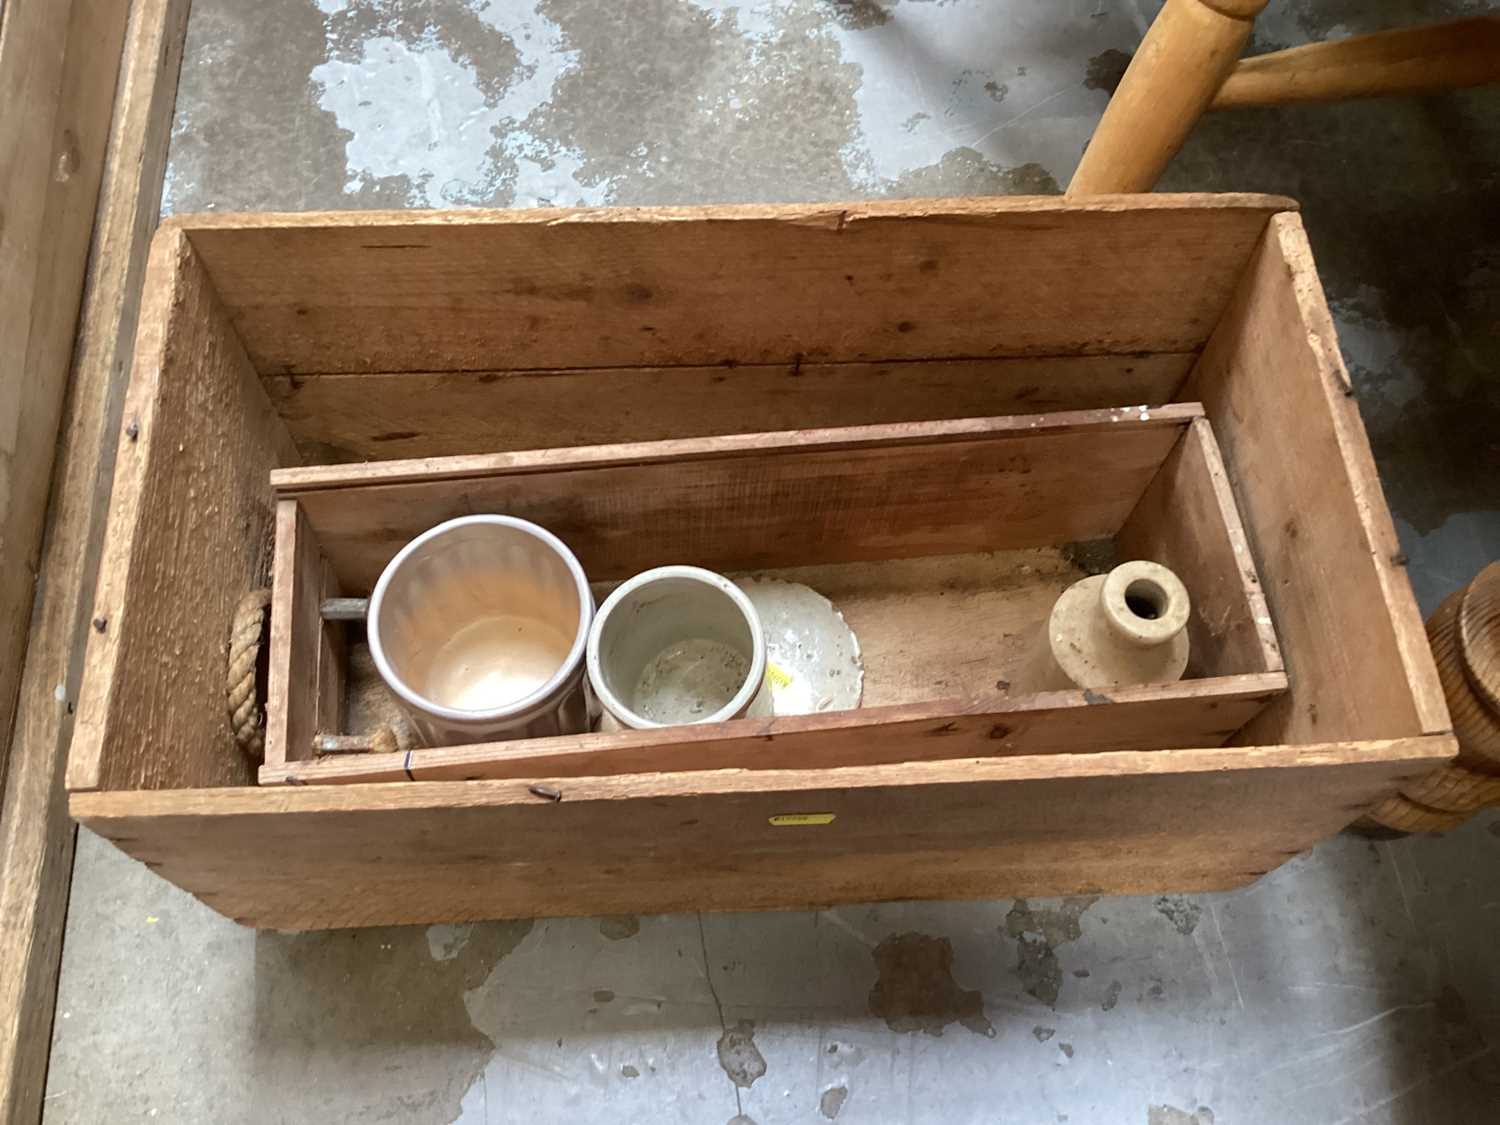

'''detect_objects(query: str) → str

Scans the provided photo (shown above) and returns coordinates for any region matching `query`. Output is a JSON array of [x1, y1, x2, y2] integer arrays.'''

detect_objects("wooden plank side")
[[173, 194, 1291, 375], [263, 502, 336, 769], [1183, 214, 1449, 744], [315, 559, 347, 762], [69, 234, 301, 794], [81, 737, 1450, 930], [259, 673, 1287, 786], [277, 409, 1199, 591], [264, 354, 1194, 463], [274, 405, 1203, 492], [1117, 417, 1283, 678], [0, 1, 191, 1120], [0, 0, 131, 794]]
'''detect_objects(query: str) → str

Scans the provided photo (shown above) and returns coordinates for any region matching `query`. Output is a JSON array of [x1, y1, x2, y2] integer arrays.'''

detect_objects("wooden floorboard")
[[0, 2, 190, 1120]]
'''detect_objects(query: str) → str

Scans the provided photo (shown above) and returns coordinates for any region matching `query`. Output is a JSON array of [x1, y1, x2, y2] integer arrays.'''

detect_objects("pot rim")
[[587, 565, 767, 729], [367, 514, 593, 725]]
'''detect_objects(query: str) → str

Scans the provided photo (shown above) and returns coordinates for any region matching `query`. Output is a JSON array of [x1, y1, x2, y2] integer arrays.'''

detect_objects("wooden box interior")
[[65, 197, 1454, 930], [263, 407, 1285, 785]]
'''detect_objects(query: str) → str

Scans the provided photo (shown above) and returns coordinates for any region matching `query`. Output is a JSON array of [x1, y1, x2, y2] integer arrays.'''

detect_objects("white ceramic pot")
[[367, 515, 594, 745], [587, 565, 771, 730]]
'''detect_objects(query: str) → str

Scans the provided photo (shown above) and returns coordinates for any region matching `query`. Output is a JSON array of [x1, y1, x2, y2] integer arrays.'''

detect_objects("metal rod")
[[312, 733, 378, 754], [320, 597, 369, 621]]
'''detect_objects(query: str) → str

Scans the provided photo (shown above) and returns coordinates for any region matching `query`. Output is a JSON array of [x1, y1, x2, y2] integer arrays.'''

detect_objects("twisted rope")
[[227, 588, 272, 762]]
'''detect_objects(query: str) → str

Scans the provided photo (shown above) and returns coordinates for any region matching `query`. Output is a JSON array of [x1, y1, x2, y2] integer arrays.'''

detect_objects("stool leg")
[[1068, 0, 1267, 196], [1212, 16, 1500, 109]]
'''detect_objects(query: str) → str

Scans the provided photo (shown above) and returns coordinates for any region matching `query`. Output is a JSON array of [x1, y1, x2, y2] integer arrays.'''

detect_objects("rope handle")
[[227, 589, 407, 764], [226, 588, 272, 762]]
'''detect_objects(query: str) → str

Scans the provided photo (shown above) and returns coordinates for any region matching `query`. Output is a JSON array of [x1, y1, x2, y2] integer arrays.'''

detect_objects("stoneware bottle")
[[1013, 560, 1191, 693]]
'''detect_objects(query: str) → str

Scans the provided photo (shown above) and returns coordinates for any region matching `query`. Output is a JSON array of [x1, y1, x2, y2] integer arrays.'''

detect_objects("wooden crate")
[[68, 196, 1454, 931], [261, 406, 1286, 786]]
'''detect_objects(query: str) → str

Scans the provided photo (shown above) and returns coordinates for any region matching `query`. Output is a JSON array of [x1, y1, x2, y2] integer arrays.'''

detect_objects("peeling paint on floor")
[[598, 914, 641, 941], [1004, 896, 1098, 1008], [818, 1083, 848, 1119], [1147, 1106, 1215, 1125], [1154, 896, 1203, 937], [716, 1020, 768, 1088], [246, 920, 530, 1121], [162, 0, 1153, 212], [867, 932, 995, 1038]]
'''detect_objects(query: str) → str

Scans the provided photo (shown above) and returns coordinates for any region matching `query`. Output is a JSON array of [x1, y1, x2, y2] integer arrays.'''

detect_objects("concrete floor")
[[45, 0, 1500, 1122]]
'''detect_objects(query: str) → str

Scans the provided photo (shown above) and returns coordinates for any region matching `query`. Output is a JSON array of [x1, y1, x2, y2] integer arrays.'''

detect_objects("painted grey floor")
[[45, 1, 1500, 1122]]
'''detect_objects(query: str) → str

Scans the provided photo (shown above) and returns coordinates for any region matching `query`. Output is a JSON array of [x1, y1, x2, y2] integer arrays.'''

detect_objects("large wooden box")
[[69, 196, 1453, 931]]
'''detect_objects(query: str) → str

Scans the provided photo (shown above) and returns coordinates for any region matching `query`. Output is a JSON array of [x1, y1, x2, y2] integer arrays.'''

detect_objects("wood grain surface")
[[172, 194, 1290, 375], [0, 0, 131, 794], [1118, 417, 1283, 678], [1068, 0, 1267, 194], [260, 673, 1286, 787], [264, 502, 345, 768], [70, 235, 300, 793], [264, 354, 1194, 463], [82, 737, 1450, 930], [276, 407, 1200, 591], [1213, 17, 1500, 108], [1185, 214, 1448, 746], [0, 1, 191, 1121]]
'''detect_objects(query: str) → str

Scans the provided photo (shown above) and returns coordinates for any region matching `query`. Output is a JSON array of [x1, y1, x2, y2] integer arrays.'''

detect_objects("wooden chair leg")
[[1212, 17, 1500, 108], [1068, 0, 1268, 196]]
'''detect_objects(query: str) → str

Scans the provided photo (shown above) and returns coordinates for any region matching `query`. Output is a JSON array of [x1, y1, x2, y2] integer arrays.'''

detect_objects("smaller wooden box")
[[263, 407, 1285, 785]]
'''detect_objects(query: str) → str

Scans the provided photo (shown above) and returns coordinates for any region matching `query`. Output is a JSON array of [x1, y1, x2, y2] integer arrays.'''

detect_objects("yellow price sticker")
[[768, 812, 836, 827]]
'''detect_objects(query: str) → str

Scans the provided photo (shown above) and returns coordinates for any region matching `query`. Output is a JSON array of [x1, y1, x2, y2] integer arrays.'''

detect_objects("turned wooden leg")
[[1068, 0, 1268, 196], [1212, 16, 1500, 108], [1363, 561, 1500, 834]]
